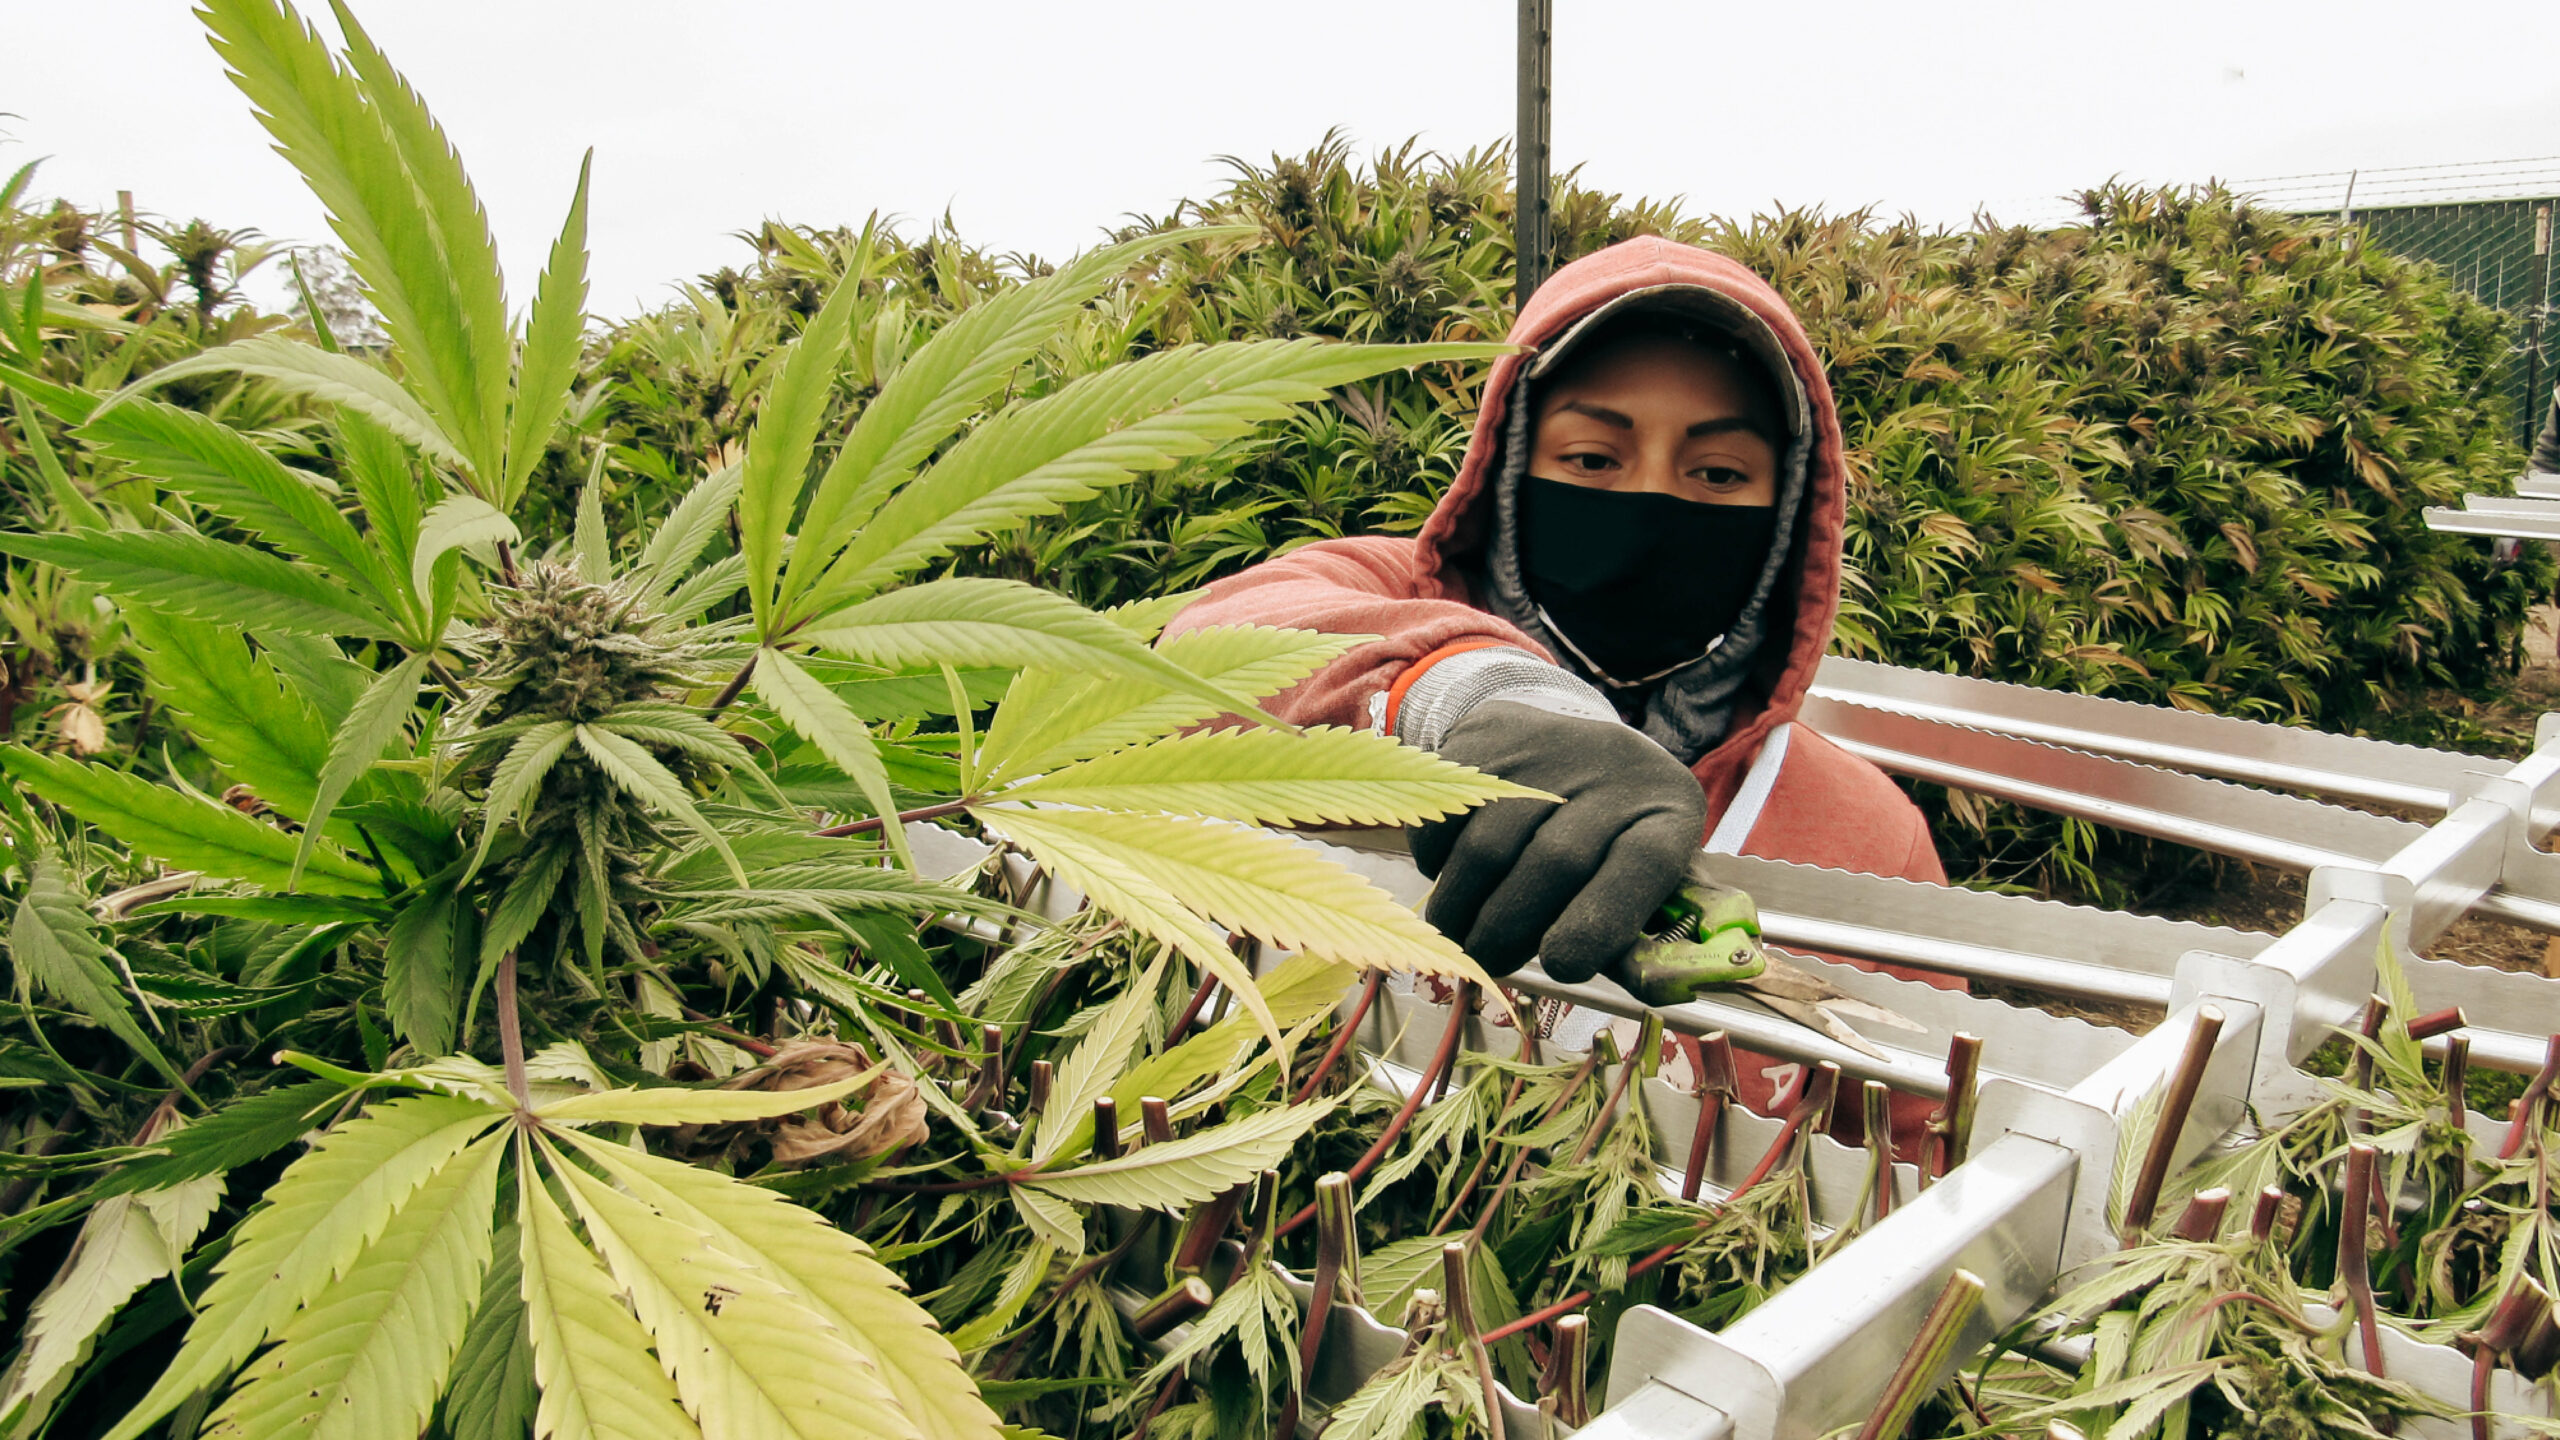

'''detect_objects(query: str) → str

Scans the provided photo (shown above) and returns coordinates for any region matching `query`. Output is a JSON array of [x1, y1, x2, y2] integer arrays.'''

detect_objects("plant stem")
[[1278, 983, 1473, 1237], [1731, 1062, 1840, 1202], [814, 799, 971, 839], [2120, 1004, 2225, 1244], [678, 1005, 778, 1059], [2498, 1034, 2560, 1160], [705, 652, 757, 717], [497, 949, 529, 1108], [2340, 1143, 2387, 1385], [1167, 972, 1219, 1040], [1854, 1269, 1985, 1440], [1290, 972, 1383, 1104], [1431, 1075, 1527, 1233]]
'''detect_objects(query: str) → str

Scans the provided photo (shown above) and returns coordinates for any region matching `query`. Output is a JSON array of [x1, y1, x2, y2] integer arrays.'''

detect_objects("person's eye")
[[1562, 452, 1617, 474], [1691, 465, 1750, 488]]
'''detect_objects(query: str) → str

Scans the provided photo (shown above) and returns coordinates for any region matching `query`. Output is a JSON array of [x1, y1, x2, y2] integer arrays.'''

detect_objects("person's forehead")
[[1538, 338, 1775, 420]]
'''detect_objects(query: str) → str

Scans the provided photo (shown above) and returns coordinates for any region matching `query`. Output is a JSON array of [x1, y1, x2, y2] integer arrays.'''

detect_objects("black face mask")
[[1517, 475, 1778, 684]]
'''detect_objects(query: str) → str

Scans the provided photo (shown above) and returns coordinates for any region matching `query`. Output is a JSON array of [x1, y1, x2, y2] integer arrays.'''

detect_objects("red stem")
[[2498, 1035, 2560, 1161], [814, 800, 971, 839], [1278, 985, 1473, 1237], [1292, 972, 1384, 1104], [1482, 1236, 1686, 1344], [497, 950, 529, 1108]]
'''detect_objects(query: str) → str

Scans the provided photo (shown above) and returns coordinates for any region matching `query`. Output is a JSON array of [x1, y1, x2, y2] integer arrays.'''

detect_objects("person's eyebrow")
[[1557, 400, 1633, 429], [1687, 415, 1769, 440]]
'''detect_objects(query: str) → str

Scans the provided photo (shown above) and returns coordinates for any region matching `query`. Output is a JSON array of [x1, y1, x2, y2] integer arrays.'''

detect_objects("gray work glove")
[[1393, 650, 1705, 982]]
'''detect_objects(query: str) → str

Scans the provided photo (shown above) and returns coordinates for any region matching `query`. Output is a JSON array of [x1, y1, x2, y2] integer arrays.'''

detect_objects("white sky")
[[5, 1, 2557, 319]]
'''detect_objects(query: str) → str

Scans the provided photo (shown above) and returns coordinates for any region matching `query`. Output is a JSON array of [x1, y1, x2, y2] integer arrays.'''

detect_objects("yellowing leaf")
[[973, 806, 1281, 1056], [100, 1094, 505, 1440], [517, 1149, 698, 1440], [1024, 1097, 1337, 1211], [553, 1130, 994, 1440], [533, 1072, 873, 1127], [1002, 724, 1544, 826], [982, 806, 1492, 989], [541, 1140, 911, 1440], [974, 623, 1356, 785], [204, 1132, 505, 1440]]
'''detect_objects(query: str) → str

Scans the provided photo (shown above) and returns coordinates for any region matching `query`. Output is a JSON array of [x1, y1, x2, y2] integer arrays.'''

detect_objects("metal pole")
[[2529, 201, 2551, 455], [1515, 0, 1552, 308]]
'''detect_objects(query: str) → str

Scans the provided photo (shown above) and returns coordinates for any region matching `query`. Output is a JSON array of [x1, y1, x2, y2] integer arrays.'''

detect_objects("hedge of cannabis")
[[5, 135, 2543, 899]]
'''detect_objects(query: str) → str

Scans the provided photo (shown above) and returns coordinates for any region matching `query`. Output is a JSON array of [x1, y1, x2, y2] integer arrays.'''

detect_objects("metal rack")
[[911, 653, 2560, 1439]]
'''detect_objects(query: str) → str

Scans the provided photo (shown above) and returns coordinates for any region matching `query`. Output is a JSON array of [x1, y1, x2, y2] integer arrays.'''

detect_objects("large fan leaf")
[[741, 268, 864, 635], [632, 462, 741, 598], [516, 1153, 699, 1440], [557, 1129, 995, 1440], [1, 747, 379, 895], [534, 1071, 873, 1127], [7, 853, 182, 1084], [100, 1094, 505, 1440], [776, 226, 1244, 625], [976, 623, 1355, 785], [0, 528, 401, 639], [1023, 1096, 1337, 1210], [106, 335, 465, 470], [798, 577, 1285, 731], [201, 0, 501, 483], [542, 1140, 910, 1440], [750, 648, 910, 870], [203, 1131, 504, 1440], [0, 1166, 223, 1424], [803, 337, 1505, 611], [123, 612, 338, 827], [443, 1227, 536, 1440], [972, 805, 1279, 1051], [981, 805, 1489, 987], [503, 152, 591, 507], [79, 398, 406, 619], [1004, 724, 1542, 826]]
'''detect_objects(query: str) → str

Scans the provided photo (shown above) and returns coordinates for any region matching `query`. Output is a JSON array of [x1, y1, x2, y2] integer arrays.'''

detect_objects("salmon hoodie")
[[1164, 236, 1962, 1130]]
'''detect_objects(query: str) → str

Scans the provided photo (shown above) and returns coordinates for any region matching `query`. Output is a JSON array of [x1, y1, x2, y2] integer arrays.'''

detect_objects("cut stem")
[[2339, 1143, 2387, 1384], [1681, 1030, 1738, 1203], [1132, 1276, 1214, 1341], [2445, 1034, 2471, 1137], [1854, 1268, 1986, 1440], [2119, 1004, 2225, 1244], [1733, 1061, 1839, 1201], [1539, 1314, 1590, 1428], [1864, 1079, 1898, 1225]]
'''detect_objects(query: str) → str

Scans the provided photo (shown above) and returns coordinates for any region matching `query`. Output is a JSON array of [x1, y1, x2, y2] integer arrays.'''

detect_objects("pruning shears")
[[1611, 853, 1921, 1060]]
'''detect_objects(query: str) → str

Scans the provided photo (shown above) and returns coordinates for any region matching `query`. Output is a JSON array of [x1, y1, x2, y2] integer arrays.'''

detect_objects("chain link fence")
[[2237, 160, 2559, 451]]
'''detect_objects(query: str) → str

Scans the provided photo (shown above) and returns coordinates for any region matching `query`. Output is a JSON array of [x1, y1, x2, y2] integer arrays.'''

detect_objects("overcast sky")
[[5, 1, 2557, 319]]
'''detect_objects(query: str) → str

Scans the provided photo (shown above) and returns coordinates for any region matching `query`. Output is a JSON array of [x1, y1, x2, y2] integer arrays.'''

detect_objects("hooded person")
[[1163, 235, 1964, 1142]]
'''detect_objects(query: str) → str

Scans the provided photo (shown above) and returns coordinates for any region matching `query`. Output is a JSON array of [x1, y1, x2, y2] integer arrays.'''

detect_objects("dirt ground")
[[2128, 604, 2560, 984]]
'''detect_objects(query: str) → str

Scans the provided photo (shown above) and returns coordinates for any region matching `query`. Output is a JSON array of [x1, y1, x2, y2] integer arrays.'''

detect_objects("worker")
[[1164, 235, 1965, 1145]]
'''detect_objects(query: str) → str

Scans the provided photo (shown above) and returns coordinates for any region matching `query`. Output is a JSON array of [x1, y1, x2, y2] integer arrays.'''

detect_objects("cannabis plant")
[[0, 2, 1527, 1435]]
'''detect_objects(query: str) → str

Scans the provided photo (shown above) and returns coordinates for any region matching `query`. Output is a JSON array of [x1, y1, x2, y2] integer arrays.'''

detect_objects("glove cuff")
[[1386, 644, 1617, 753]]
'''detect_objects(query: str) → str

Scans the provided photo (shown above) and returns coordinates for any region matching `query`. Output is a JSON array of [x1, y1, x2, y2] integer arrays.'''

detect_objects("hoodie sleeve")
[[1163, 536, 1552, 730]]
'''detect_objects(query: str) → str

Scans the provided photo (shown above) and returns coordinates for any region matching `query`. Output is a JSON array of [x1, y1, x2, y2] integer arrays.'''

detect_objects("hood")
[[1410, 236, 1848, 770]]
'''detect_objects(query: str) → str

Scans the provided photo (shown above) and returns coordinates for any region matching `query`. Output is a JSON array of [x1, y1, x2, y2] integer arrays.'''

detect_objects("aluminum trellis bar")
[[1803, 690, 2560, 936], [1809, 654, 2550, 822]]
